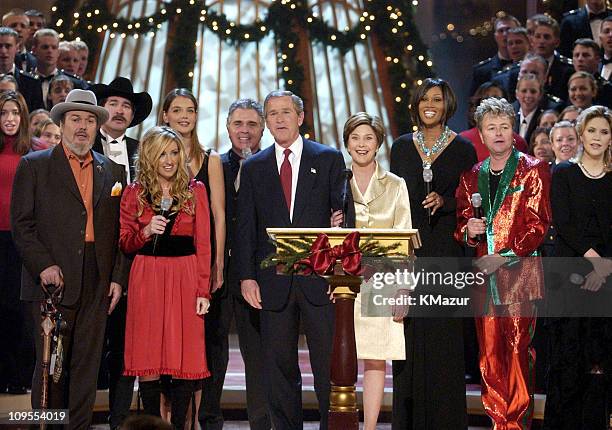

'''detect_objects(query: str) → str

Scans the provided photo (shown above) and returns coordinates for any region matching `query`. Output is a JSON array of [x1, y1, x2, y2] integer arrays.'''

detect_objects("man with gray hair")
[[200, 98, 271, 430], [455, 97, 551, 430], [235, 90, 355, 428], [11, 89, 128, 429]]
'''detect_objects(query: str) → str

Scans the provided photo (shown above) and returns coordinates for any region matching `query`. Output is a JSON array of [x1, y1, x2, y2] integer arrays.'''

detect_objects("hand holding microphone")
[[467, 192, 486, 242], [150, 197, 172, 253]]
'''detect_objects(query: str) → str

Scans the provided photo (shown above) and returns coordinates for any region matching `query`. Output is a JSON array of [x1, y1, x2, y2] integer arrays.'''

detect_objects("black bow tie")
[[589, 12, 607, 20], [39, 74, 55, 82], [500, 58, 513, 67]]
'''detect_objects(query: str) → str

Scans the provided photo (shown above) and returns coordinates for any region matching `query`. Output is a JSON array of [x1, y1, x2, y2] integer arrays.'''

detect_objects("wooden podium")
[[267, 228, 421, 429]]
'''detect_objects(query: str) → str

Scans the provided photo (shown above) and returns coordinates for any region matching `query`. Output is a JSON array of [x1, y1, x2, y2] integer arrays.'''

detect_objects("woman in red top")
[[0, 91, 31, 394], [119, 126, 211, 429]]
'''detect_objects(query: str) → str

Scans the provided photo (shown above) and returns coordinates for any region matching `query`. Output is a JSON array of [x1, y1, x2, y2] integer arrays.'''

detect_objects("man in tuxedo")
[[10, 89, 128, 429], [199, 98, 271, 430], [0, 27, 44, 111], [560, 0, 611, 57], [2, 9, 36, 72], [31, 29, 87, 108], [91, 76, 152, 183], [235, 90, 355, 429], [90, 76, 152, 429], [599, 17, 612, 81], [529, 14, 574, 101], [470, 15, 520, 95]]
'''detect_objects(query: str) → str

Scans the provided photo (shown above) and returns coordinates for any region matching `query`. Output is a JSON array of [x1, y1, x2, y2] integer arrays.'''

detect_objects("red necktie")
[[280, 148, 292, 212]]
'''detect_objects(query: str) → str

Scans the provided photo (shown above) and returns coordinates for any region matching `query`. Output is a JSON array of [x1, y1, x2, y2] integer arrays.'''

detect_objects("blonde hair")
[[575, 105, 612, 172], [135, 126, 194, 216]]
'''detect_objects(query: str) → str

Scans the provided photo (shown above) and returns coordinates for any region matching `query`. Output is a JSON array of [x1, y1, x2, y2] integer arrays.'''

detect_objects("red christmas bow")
[[297, 231, 362, 276]]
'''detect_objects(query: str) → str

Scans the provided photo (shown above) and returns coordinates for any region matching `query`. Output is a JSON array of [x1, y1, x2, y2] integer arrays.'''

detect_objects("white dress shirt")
[[518, 109, 536, 140], [586, 5, 603, 43], [100, 129, 131, 183], [602, 56, 612, 81], [275, 135, 303, 221]]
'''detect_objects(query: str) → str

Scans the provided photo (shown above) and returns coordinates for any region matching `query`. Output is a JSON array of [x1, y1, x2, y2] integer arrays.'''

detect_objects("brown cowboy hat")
[[90, 77, 153, 127]]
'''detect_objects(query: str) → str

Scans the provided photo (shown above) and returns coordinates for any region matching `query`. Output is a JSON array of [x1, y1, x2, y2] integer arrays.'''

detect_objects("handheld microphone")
[[423, 167, 433, 223], [341, 169, 353, 228], [471, 193, 484, 242], [152, 197, 173, 254]]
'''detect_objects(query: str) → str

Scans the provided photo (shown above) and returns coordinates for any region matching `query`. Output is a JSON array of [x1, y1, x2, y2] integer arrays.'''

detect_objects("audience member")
[[23, 9, 44, 51], [559, 104, 582, 123], [507, 27, 531, 63], [72, 40, 89, 78], [47, 74, 74, 109], [27, 108, 49, 136], [0, 74, 17, 92], [530, 14, 574, 101], [600, 17, 612, 81], [514, 73, 545, 144], [1, 9, 36, 72], [0, 27, 44, 111], [0, 90, 32, 395], [470, 14, 520, 95], [550, 120, 581, 167], [567, 71, 598, 110], [568, 38, 612, 107], [31, 117, 61, 151], [529, 126, 555, 162], [538, 109, 559, 128], [58, 41, 80, 76]]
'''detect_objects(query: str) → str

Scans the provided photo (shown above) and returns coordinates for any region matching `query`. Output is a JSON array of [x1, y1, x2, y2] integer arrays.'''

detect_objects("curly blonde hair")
[[135, 126, 194, 216]]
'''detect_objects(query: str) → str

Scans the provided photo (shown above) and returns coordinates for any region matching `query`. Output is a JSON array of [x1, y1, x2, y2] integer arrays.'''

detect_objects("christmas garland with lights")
[[51, 0, 434, 135]]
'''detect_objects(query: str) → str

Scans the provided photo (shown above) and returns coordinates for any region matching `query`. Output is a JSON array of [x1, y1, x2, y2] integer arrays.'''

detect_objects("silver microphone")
[[471, 193, 484, 242], [423, 167, 433, 223], [152, 197, 173, 254]]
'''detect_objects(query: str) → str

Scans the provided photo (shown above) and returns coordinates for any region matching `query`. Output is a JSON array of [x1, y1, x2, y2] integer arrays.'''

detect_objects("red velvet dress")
[[119, 181, 211, 379]]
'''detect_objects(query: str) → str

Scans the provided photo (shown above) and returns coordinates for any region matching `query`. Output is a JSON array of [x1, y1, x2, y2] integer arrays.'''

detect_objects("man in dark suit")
[[530, 14, 574, 101], [199, 99, 271, 430], [10, 89, 128, 430], [560, 0, 612, 57], [2, 9, 37, 72], [0, 27, 44, 111], [89, 77, 151, 429], [470, 15, 520, 95], [601, 17, 612, 81], [235, 90, 355, 429]]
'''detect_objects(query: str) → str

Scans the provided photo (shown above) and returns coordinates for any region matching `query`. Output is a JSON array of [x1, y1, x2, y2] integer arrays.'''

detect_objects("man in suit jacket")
[[10, 89, 128, 430], [89, 77, 152, 429], [530, 14, 574, 101], [199, 99, 271, 430], [560, 0, 612, 57], [0, 27, 44, 112], [235, 90, 355, 429], [600, 17, 612, 81], [566, 38, 612, 107], [470, 15, 520, 95]]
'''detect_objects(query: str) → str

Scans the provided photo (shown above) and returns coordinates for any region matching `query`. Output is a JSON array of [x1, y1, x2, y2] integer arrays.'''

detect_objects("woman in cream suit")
[[333, 112, 412, 430]]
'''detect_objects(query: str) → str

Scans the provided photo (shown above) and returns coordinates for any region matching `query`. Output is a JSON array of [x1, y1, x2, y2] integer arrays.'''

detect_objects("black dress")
[[544, 162, 612, 430], [390, 133, 477, 430]]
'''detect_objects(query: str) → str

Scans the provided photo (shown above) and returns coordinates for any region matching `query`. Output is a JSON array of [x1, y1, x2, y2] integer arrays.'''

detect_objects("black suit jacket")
[[10, 144, 128, 306], [221, 148, 241, 297], [470, 54, 512, 96], [547, 54, 574, 101], [14, 68, 44, 112], [92, 132, 139, 182], [560, 7, 612, 57], [235, 139, 355, 311]]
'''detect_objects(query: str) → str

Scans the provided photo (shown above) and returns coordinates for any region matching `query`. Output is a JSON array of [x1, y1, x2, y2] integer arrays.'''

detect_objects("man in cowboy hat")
[[10, 89, 128, 429], [91, 76, 153, 184], [90, 77, 151, 429]]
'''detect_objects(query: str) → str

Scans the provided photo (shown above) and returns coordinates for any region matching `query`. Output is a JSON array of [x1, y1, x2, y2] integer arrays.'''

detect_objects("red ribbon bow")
[[297, 231, 362, 276]]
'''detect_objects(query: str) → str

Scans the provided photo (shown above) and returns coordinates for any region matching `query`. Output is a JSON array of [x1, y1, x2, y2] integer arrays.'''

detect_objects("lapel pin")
[[96, 165, 103, 173], [310, 167, 317, 174]]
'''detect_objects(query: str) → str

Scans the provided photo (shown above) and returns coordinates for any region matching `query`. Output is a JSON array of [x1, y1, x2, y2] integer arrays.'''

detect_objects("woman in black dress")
[[390, 78, 477, 429], [544, 105, 612, 430]]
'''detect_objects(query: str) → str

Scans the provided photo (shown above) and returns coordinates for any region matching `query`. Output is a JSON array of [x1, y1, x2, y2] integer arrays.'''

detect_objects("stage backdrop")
[[94, 0, 399, 165]]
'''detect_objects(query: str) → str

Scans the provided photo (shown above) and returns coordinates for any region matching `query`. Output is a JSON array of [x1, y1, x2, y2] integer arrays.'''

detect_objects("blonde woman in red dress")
[[119, 126, 211, 429]]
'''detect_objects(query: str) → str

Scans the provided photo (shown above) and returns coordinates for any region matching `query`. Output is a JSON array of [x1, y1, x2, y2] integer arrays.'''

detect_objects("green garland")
[[51, 0, 434, 135], [261, 235, 402, 275]]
